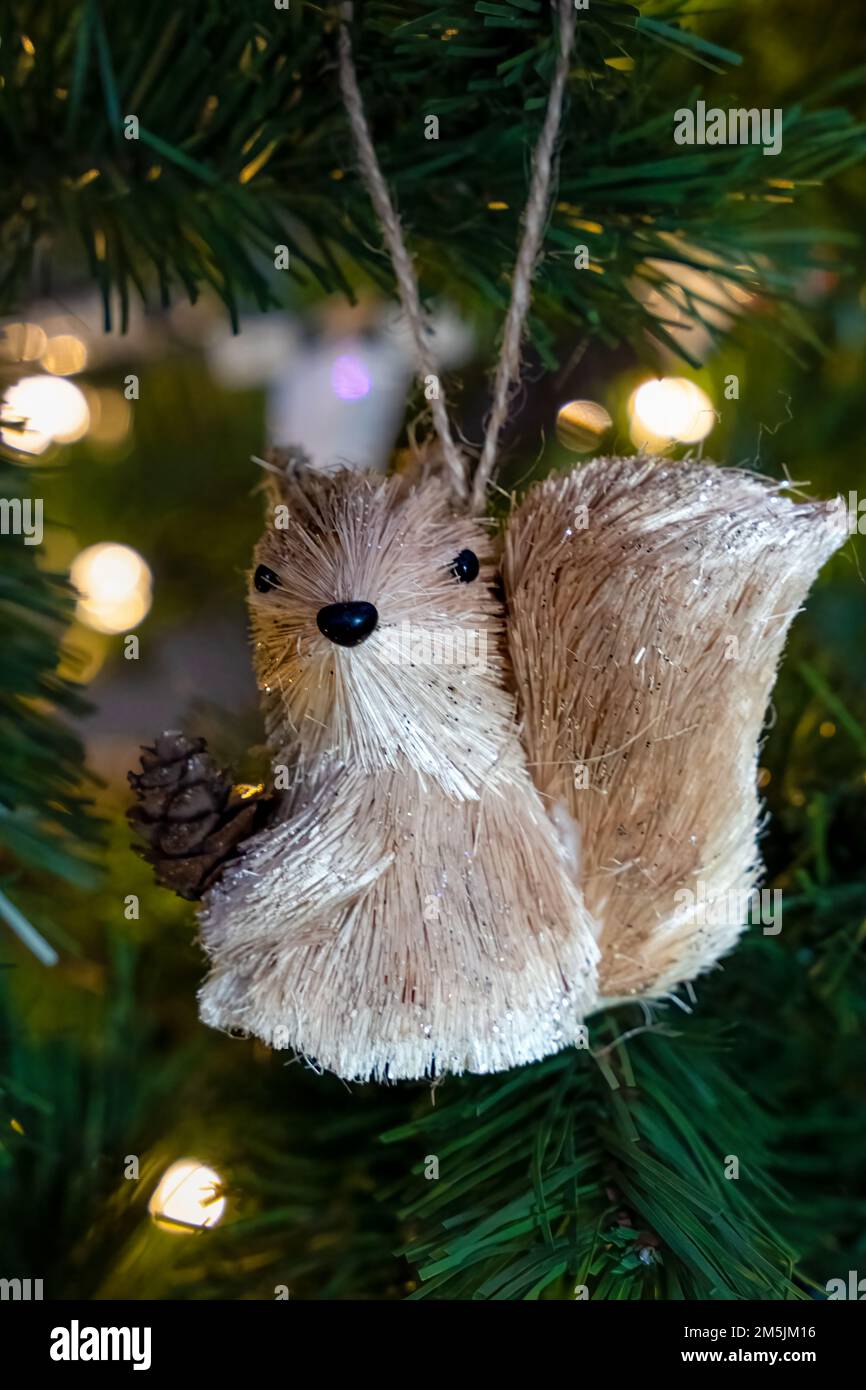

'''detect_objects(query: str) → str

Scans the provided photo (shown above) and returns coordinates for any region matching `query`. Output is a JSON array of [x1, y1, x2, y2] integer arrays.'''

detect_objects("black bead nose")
[[316, 601, 378, 647]]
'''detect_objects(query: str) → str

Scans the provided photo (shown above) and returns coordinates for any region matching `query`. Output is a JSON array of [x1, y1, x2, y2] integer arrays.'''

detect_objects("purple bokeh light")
[[330, 353, 372, 401]]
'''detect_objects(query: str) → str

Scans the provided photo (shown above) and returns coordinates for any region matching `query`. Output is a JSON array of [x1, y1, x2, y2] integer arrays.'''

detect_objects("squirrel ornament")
[[128, 4, 844, 1080]]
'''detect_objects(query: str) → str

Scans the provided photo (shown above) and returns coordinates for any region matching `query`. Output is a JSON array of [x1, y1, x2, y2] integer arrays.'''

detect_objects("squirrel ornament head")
[[250, 457, 506, 800], [129, 0, 845, 1081]]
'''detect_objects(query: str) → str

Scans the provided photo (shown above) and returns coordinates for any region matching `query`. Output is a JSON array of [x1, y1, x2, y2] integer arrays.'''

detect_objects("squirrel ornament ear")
[[129, 1, 845, 1081]]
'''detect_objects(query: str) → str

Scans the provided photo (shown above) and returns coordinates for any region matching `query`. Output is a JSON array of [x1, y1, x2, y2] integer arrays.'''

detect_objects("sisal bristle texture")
[[199, 764, 598, 1080], [199, 466, 599, 1080], [250, 468, 504, 799], [503, 455, 844, 1002]]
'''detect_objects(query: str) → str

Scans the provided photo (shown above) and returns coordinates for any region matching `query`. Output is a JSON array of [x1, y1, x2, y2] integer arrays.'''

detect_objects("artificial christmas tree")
[[1, 0, 865, 1311]]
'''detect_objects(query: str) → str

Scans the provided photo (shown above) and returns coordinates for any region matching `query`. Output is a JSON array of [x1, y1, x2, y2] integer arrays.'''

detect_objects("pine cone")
[[127, 732, 271, 901]]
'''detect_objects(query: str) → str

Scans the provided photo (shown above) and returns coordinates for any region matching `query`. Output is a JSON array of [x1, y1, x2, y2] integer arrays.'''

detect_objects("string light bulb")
[[1, 375, 90, 453], [88, 389, 132, 447], [70, 543, 152, 634], [556, 399, 612, 453], [0, 322, 47, 362], [40, 333, 88, 376], [148, 1159, 226, 1233], [628, 377, 715, 449]]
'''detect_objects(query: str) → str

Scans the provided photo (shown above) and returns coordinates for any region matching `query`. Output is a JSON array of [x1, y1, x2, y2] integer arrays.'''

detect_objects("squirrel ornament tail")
[[503, 456, 844, 1006]]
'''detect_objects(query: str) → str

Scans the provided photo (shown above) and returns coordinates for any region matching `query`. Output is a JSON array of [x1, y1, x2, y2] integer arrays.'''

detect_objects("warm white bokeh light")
[[629, 377, 715, 447], [70, 542, 152, 634], [148, 1159, 226, 1233], [0, 322, 48, 362], [555, 398, 613, 453], [88, 389, 132, 447], [40, 333, 88, 376], [1, 374, 90, 453]]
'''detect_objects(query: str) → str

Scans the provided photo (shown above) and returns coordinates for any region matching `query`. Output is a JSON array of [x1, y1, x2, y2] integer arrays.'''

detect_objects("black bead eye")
[[254, 564, 281, 594], [451, 549, 479, 583]]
